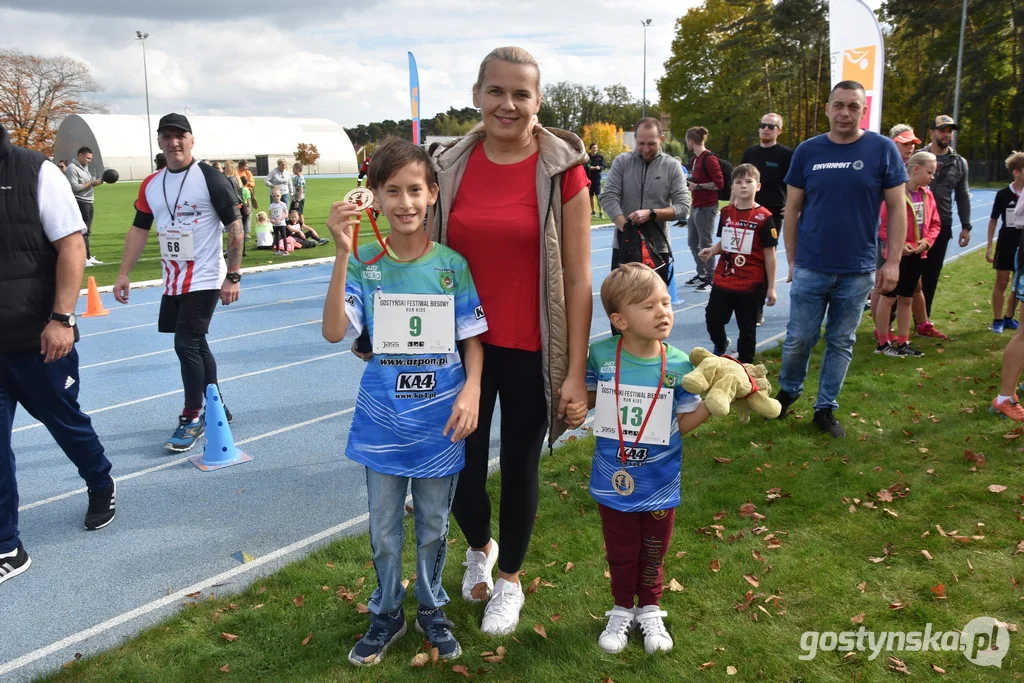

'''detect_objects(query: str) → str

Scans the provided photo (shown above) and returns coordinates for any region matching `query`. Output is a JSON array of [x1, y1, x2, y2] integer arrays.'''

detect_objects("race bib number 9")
[[721, 225, 754, 255], [158, 228, 195, 261], [373, 292, 455, 355], [593, 381, 673, 446]]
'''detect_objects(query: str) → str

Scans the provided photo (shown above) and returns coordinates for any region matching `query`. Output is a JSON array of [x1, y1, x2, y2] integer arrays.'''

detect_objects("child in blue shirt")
[[323, 139, 486, 667], [567, 263, 711, 656]]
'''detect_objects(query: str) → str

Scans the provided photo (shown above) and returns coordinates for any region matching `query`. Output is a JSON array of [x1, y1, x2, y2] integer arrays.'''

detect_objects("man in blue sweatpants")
[[0, 126, 116, 586]]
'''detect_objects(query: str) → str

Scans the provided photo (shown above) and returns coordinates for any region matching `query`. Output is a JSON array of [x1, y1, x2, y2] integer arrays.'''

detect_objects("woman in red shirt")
[[430, 46, 592, 636]]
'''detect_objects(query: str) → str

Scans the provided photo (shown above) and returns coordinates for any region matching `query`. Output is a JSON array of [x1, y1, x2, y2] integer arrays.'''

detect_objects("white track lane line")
[[112, 274, 330, 309], [12, 350, 351, 434], [79, 321, 321, 370], [80, 294, 325, 338]]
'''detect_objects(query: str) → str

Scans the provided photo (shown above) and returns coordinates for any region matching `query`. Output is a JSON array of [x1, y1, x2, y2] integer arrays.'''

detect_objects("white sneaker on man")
[[86, 256, 104, 266], [461, 541, 498, 602], [636, 605, 673, 653], [598, 606, 635, 653], [481, 577, 525, 636]]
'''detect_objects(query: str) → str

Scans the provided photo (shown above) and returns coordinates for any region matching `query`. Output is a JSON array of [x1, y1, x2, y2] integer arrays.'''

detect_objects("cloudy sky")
[[1, 1, 701, 129]]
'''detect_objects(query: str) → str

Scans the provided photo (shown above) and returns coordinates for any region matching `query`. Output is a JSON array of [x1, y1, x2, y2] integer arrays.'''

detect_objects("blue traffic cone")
[[667, 263, 684, 305], [189, 384, 251, 471]]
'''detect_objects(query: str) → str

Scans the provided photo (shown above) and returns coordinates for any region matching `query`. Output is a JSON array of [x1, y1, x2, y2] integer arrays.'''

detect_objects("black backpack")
[[700, 151, 734, 202], [619, 220, 669, 283]]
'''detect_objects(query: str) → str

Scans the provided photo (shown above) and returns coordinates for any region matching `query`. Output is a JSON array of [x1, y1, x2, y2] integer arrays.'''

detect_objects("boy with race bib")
[[322, 139, 487, 667], [567, 263, 711, 655], [699, 164, 778, 362]]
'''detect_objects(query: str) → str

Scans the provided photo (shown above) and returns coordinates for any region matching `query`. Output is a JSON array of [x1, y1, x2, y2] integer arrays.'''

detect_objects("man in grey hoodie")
[[65, 146, 105, 266], [599, 118, 690, 280]]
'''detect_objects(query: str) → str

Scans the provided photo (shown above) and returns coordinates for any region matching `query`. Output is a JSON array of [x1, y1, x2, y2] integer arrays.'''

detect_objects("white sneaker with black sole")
[[0, 542, 31, 586]]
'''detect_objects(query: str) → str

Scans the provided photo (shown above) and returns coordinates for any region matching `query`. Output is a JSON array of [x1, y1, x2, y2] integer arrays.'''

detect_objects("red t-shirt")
[[712, 204, 778, 293], [447, 144, 589, 351]]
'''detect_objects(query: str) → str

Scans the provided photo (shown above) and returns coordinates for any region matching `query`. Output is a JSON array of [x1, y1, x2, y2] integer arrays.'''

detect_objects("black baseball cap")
[[157, 113, 192, 133]]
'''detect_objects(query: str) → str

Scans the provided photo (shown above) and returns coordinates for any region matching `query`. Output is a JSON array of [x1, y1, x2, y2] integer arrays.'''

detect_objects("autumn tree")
[[582, 122, 628, 163], [295, 142, 321, 166], [0, 49, 107, 156]]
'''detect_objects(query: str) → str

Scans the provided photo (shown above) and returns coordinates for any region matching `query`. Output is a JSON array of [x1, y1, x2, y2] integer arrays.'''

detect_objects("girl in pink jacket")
[[874, 151, 941, 358]]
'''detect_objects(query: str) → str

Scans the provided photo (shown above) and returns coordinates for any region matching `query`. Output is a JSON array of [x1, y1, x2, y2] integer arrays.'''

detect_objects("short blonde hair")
[[1005, 151, 1024, 174], [764, 112, 783, 128], [600, 263, 664, 319], [224, 160, 238, 177], [474, 46, 540, 93], [907, 150, 936, 171], [276, 158, 287, 166], [256, 211, 268, 222]]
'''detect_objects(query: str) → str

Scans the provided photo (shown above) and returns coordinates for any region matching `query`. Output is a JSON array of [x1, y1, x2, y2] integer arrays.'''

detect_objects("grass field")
[[81, 177, 614, 289], [44, 251, 1023, 682]]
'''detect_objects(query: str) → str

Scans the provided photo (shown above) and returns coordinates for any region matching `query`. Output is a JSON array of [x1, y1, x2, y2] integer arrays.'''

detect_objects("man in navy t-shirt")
[[775, 81, 908, 438]]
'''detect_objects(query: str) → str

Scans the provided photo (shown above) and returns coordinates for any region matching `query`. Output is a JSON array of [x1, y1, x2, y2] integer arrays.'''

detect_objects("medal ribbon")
[[614, 336, 667, 465], [351, 208, 432, 264]]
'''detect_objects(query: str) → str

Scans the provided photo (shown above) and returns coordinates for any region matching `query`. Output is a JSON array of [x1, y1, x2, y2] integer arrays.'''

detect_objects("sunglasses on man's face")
[[759, 123, 778, 130]]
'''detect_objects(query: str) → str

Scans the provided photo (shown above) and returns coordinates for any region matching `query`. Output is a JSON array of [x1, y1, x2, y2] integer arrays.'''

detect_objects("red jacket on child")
[[878, 186, 941, 260]]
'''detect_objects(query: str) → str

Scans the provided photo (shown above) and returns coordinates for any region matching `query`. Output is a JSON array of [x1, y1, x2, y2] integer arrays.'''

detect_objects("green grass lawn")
[[83, 177, 613, 289], [44, 251, 1023, 681]]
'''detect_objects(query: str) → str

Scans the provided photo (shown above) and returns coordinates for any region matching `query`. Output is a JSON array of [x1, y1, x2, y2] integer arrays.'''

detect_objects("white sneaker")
[[84, 259, 94, 267], [461, 541, 498, 602], [481, 577, 525, 636], [636, 605, 673, 653], [598, 605, 635, 654], [87, 256, 104, 266]]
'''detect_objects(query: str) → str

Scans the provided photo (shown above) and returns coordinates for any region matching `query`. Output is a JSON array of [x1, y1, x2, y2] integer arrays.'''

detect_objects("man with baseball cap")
[[113, 113, 244, 452], [920, 114, 971, 331]]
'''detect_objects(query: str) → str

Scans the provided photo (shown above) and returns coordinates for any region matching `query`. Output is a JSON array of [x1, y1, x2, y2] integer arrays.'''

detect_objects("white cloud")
[[0, 1, 694, 130]]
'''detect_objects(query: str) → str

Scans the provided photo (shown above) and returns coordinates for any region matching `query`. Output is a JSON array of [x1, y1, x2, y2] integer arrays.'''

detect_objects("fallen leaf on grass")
[[883, 508, 899, 518], [710, 559, 721, 573], [533, 623, 548, 639], [743, 574, 759, 588], [185, 591, 202, 599], [471, 582, 490, 601], [431, 647, 439, 664], [356, 603, 370, 614], [220, 632, 239, 642], [256, 586, 267, 595], [727, 665, 737, 675], [698, 661, 716, 670], [409, 652, 429, 667], [550, 614, 563, 622], [931, 584, 947, 599], [930, 664, 947, 674], [851, 612, 865, 624], [251, 604, 264, 610], [668, 578, 685, 592], [355, 576, 365, 588], [526, 576, 541, 594], [545, 561, 557, 567], [739, 503, 757, 517], [219, 664, 230, 673], [868, 557, 886, 564], [752, 549, 766, 563], [588, 611, 603, 621], [301, 633, 313, 646], [988, 484, 1008, 493], [714, 457, 731, 464], [842, 652, 856, 661], [452, 664, 471, 677], [888, 656, 910, 674], [921, 550, 933, 560], [889, 602, 907, 610], [676, 551, 687, 558], [564, 562, 574, 573], [857, 581, 867, 592], [293, 595, 304, 608]]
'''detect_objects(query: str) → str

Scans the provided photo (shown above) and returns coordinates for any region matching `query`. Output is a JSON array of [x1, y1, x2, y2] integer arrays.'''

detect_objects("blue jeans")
[[1, 349, 112, 552], [779, 267, 874, 411], [365, 467, 458, 615]]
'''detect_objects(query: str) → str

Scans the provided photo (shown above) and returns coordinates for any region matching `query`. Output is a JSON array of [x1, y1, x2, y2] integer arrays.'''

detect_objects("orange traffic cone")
[[81, 276, 109, 317]]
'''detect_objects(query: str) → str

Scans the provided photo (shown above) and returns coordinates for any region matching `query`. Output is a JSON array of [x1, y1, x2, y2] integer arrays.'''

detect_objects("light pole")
[[641, 19, 652, 119], [135, 31, 153, 173], [951, 0, 967, 148]]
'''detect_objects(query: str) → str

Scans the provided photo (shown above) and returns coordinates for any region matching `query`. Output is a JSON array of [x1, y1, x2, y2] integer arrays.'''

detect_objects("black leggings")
[[273, 225, 288, 251], [451, 343, 548, 574], [174, 331, 219, 413], [919, 229, 951, 318]]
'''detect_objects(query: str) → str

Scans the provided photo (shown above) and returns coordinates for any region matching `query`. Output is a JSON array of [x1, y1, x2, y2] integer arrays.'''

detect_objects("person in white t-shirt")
[[112, 113, 244, 453]]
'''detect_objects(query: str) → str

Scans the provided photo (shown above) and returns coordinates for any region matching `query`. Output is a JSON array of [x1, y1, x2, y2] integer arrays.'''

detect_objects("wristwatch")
[[49, 312, 77, 327], [226, 272, 242, 284]]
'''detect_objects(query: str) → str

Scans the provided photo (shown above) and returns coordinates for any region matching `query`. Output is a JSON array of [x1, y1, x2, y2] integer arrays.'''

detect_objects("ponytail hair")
[[685, 126, 709, 145]]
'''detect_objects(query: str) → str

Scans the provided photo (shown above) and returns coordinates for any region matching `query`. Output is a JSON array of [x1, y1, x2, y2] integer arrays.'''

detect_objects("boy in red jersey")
[[699, 164, 778, 362]]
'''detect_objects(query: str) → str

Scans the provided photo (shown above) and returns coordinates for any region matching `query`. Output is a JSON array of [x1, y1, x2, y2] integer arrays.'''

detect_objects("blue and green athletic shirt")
[[585, 338, 701, 512], [343, 242, 487, 477]]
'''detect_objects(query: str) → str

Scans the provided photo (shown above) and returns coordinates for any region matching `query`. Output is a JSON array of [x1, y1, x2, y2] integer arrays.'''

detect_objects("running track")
[[0, 190, 996, 679]]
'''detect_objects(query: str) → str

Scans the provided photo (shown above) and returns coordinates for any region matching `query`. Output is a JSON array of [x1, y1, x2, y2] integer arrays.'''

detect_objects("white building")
[[54, 114, 358, 180]]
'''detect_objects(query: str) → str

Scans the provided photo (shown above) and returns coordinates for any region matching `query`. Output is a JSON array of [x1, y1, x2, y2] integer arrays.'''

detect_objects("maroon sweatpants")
[[598, 503, 676, 607]]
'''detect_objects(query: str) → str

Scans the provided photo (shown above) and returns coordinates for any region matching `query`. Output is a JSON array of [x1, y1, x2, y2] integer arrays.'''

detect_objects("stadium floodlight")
[[135, 31, 153, 172], [641, 19, 652, 119]]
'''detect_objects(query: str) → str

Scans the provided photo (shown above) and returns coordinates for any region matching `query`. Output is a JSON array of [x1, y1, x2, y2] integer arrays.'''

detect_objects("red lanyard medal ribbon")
[[344, 188, 431, 264], [613, 336, 667, 464]]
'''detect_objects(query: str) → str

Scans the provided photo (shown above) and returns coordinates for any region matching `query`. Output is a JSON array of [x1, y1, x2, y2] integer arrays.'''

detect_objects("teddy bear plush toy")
[[681, 347, 782, 423]]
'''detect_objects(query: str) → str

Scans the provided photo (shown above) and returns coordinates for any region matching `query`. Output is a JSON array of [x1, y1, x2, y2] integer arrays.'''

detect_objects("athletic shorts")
[[589, 178, 601, 196], [994, 226, 1022, 271], [882, 252, 924, 299], [158, 289, 220, 335]]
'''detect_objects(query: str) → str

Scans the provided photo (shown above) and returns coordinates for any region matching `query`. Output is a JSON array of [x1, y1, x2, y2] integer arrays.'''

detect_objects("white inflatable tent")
[[54, 114, 358, 181]]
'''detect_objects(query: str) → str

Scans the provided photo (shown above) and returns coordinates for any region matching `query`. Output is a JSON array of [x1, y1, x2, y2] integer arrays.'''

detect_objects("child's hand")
[[444, 384, 480, 442], [986, 245, 994, 263], [327, 201, 361, 254], [698, 247, 712, 262], [564, 400, 588, 428], [902, 242, 915, 255], [765, 287, 777, 306], [914, 241, 929, 254]]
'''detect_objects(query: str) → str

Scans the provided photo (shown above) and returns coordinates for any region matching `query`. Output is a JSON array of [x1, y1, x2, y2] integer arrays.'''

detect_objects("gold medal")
[[344, 187, 374, 210], [611, 469, 635, 496]]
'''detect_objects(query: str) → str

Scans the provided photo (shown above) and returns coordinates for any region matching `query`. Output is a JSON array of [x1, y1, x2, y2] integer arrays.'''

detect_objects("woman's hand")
[[557, 375, 587, 424]]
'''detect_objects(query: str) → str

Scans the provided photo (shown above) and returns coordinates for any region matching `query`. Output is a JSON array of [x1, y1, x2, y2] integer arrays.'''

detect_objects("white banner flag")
[[829, 0, 885, 133]]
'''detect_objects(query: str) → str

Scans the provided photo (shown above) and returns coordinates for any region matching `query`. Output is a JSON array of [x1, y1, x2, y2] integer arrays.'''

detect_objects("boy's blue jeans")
[[778, 266, 874, 411], [365, 467, 458, 615]]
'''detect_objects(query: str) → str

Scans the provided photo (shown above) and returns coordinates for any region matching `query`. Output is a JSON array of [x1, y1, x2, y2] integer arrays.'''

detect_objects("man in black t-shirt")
[[587, 144, 605, 217], [740, 112, 792, 325]]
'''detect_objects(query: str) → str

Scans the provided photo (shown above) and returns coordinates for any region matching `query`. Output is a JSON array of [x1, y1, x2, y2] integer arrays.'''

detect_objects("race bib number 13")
[[593, 381, 673, 446], [373, 292, 455, 355], [159, 228, 195, 261]]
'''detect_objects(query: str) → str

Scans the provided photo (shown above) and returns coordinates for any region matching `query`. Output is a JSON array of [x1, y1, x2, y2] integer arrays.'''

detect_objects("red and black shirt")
[[712, 204, 778, 293]]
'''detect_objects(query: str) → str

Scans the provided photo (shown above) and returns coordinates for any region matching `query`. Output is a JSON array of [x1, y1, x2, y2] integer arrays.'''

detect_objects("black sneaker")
[[0, 542, 31, 586], [683, 275, 702, 286], [874, 342, 893, 355], [416, 606, 462, 660], [713, 337, 732, 357], [775, 389, 799, 419], [348, 607, 407, 667], [813, 408, 846, 438], [893, 342, 925, 358], [694, 278, 712, 292], [756, 311, 766, 327], [85, 476, 116, 530]]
